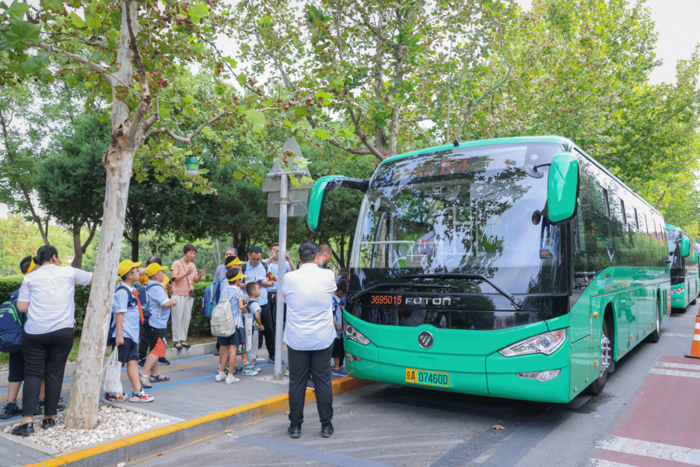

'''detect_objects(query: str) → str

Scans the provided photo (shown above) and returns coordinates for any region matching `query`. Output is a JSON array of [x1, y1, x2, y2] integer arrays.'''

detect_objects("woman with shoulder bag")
[[169, 244, 206, 350], [13, 245, 92, 436]]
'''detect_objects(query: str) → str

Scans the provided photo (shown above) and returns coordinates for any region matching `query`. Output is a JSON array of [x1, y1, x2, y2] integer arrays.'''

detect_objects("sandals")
[[139, 375, 153, 389], [149, 374, 170, 383], [174, 343, 184, 350], [181, 342, 191, 349]]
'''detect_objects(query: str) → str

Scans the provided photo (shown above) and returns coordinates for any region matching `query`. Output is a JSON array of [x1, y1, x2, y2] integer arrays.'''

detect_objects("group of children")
[[106, 254, 267, 401], [214, 256, 265, 384]]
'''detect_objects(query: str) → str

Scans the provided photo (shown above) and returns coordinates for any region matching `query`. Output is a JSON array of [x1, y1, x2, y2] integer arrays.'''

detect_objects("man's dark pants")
[[259, 303, 276, 359], [138, 323, 150, 360], [288, 344, 333, 426]]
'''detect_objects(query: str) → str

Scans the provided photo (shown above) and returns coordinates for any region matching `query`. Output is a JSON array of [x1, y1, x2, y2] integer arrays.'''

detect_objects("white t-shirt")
[[18, 264, 93, 335], [282, 263, 337, 351]]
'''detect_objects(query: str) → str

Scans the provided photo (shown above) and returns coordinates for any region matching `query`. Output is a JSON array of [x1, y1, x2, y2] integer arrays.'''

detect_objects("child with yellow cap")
[[140, 262, 177, 387], [106, 260, 154, 403], [216, 267, 246, 384]]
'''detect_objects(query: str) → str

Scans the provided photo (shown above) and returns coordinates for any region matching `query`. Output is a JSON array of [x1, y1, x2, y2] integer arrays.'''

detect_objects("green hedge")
[[0, 276, 213, 339]]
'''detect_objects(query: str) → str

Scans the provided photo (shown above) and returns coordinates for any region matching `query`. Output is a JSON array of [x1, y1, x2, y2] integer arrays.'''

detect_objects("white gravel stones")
[[4, 404, 170, 452]]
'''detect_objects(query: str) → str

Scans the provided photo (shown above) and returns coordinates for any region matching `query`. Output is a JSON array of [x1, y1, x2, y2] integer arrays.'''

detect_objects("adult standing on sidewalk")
[[170, 244, 207, 350], [13, 245, 93, 436], [282, 241, 337, 439], [243, 246, 276, 362], [266, 242, 296, 330]]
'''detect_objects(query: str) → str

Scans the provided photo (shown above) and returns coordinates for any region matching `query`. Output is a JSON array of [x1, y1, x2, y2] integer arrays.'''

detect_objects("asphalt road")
[[128, 305, 700, 467]]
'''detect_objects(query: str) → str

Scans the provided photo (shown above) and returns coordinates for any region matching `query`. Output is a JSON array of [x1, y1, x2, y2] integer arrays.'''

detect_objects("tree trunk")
[[64, 1, 145, 430], [64, 143, 135, 429], [71, 224, 84, 269]]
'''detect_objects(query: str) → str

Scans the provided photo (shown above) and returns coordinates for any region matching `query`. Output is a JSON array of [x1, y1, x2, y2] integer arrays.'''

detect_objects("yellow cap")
[[23, 258, 36, 276], [226, 257, 246, 267], [118, 260, 142, 277], [145, 263, 168, 277], [227, 272, 247, 283]]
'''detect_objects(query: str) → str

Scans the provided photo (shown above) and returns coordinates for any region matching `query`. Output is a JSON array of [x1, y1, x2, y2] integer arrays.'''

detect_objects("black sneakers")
[[321, 423, 334, 438], [0, 402, 21, 419], [159, 356, 170, 365], [288, 423, 301, 439], [11, 422, 33, 436]]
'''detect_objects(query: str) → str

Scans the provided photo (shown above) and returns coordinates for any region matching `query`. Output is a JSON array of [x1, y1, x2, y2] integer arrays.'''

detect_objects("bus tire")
[[647, 297, 661, 343], [586, 319, 610, 395]]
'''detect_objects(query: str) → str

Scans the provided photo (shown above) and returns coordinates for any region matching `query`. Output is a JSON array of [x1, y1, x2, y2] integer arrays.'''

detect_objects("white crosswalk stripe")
[[656, 362, 700, 371], [591, 460, 637, 467], [597, 436, 700, 465], [650, 367, 700, 378]]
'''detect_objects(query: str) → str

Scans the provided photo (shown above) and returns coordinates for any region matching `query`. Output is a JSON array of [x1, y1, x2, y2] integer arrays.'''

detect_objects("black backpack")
[[241, 262, 268, 275]]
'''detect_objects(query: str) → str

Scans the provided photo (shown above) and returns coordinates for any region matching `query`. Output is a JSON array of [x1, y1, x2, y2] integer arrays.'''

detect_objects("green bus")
[[666, 224, 699, 311], [307, 136, 670, 402]]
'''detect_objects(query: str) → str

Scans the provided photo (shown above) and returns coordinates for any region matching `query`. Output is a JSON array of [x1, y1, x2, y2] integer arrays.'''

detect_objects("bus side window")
[[620, 199, 627, 225]]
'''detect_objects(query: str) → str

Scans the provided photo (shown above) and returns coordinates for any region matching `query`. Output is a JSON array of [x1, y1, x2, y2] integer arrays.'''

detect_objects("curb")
[[25, 376, 373, 467]]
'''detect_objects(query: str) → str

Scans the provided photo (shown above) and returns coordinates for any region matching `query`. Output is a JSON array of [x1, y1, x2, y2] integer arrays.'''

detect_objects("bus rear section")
[[666, 225, 699, 311]]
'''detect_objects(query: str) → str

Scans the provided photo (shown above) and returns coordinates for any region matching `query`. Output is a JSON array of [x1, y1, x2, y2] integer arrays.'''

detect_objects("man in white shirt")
[[282, 241, 337, 439]]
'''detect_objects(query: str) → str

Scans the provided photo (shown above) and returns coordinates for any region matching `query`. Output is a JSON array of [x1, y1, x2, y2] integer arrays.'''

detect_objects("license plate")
[[405, 368, 449, 388]]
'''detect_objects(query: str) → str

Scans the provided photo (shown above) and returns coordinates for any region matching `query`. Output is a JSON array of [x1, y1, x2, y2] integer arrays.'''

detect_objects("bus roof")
[[381, 135, 664, 219]]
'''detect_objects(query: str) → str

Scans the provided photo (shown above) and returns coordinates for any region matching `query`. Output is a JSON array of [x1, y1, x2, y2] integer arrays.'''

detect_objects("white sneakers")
[[225, 375, 240, 384], [215, 371, 226, 382]]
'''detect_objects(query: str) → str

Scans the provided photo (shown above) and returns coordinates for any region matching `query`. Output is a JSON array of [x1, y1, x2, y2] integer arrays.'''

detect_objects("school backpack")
[[201, 280, 221, 319], [210, 288, 239, 337], [107, 285, 139, 347], [240, 262, 268, 276], [134, 282, 150, 321], [0, 292, 24, 353]]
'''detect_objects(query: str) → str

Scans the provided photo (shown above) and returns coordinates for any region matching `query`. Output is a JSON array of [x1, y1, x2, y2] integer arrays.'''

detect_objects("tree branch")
[[81, 220, 99, 253], [146, 111, 233, 143], [348, 107, 387, 161], [125, 0, 151, 142], [34, 41, 117, 87]]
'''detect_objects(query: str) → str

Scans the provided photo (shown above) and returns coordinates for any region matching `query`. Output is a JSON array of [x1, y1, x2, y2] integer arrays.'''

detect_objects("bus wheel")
[[586, 320, 611, 395], [647, 297, 661, 343]]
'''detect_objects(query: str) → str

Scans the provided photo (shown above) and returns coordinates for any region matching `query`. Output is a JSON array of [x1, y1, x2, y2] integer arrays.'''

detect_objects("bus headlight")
[[344, 324, 371, 345], [517, 369, 561, 382], [498, 329, 567, 357]]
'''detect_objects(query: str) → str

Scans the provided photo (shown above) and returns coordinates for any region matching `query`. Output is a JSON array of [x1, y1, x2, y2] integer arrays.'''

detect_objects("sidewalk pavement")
[[0, 344, 368, 467]]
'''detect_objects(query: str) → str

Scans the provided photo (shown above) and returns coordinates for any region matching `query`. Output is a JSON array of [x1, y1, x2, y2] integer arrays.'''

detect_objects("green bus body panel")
[[306, 175, 347, 232], [548, 152, 579, 223], [345, 263, 670, 403], [381, 135, 574, 166], [666, 223, 699, 310]]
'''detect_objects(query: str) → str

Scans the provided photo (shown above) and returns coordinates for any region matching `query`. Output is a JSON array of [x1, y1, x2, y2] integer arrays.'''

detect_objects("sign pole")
[[273, 172, 288, 381]]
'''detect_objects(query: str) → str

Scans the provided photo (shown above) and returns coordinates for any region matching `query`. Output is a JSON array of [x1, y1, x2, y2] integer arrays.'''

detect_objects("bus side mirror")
[[307, 175, 369, 232], [681, 236, 690, 257], [547, 152, 579, 224]]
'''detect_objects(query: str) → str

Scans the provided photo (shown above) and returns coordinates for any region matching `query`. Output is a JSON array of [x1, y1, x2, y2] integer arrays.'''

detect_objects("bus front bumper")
[[344, 338, 572, 403]]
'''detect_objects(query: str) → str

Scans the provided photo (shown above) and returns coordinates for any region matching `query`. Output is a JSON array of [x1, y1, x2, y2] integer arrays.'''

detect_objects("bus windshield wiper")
[[349, 282, 458, 303], [401, 273, 524, 310]]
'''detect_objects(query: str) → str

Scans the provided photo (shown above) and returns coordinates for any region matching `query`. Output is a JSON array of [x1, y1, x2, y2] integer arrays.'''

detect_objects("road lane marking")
[[650, 368, 700, 379], [597, 436, 700, 465], [656, 362, 700, 371], [236, 434, 395, 467], [592, 460, 637, 467]]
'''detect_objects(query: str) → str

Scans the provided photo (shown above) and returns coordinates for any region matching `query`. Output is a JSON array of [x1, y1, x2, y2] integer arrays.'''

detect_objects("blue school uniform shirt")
[[243, 261, 269, 306], [146, 282, 171, 329], [248, 299, 261, 330], [112, 283, 140, 342], [220, 279, 243, 325]]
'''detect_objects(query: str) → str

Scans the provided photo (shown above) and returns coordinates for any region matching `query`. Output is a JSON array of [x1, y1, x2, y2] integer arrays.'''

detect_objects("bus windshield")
[[357, 142, 567, 295]]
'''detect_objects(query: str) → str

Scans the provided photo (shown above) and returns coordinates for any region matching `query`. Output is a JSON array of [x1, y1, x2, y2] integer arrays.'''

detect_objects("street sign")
[[266, 191, 309, 217], [262, 137, 313, 193]]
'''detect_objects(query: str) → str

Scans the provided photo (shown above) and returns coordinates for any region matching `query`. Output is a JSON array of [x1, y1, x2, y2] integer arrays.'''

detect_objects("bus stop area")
[[0, 307, 697, 467], [0, 345, 369, 467]]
